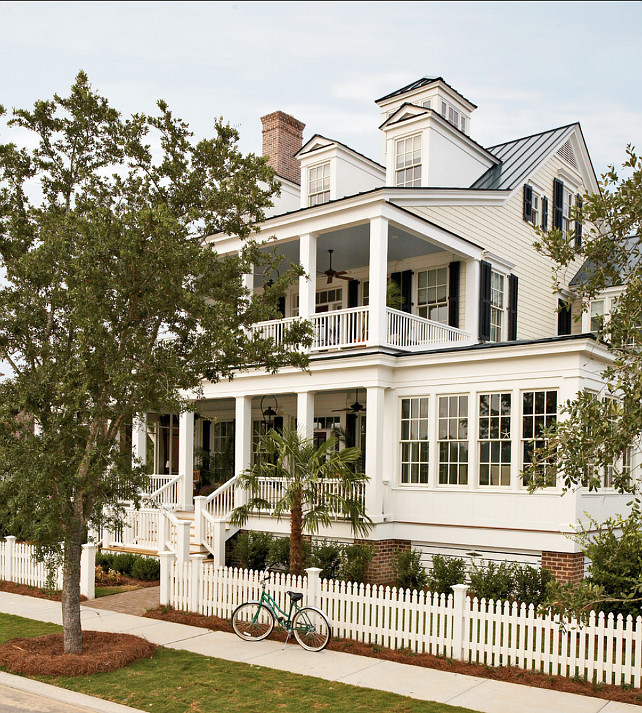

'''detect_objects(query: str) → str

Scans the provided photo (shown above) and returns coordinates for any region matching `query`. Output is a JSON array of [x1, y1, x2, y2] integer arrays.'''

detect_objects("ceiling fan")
[[321, 249, 353, 285], [333, 389, 366, 414]]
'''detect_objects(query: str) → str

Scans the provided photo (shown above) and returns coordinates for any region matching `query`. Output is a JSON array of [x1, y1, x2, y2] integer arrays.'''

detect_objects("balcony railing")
[[250, 306, 472, 353]]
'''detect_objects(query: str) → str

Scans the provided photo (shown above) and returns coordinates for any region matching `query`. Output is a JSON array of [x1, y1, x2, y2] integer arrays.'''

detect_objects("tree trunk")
[[290, 489, 303, 577], [61, 532, 83, 654]]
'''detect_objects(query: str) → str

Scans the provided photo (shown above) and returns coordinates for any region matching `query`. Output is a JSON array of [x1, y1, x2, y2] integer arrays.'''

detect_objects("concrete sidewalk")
[[0, 591, 638, 713]]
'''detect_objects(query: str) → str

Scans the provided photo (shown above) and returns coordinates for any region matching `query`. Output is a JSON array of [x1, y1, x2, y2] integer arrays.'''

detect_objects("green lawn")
[[0, 613, 480, 713]]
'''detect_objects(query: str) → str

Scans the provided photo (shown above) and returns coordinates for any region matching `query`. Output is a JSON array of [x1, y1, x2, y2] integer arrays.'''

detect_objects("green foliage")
[[425, 555, 467, 595], [468, 561, 515, 602], [529, 147, 642, 493], [394, 549, 428, 591], [267, 536, 291, 570], [232, 532, 275, 571], [110, 553, 138, 577], [513, 564, 554, 607], [230, 427, 371, 576], [131, 556, 161, 581], [340, 544, 374, 584], [309, 540, 343, 580]]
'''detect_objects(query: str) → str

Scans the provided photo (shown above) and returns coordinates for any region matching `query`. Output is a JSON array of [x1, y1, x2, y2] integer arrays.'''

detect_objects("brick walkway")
[[83, 586, 160, 617]]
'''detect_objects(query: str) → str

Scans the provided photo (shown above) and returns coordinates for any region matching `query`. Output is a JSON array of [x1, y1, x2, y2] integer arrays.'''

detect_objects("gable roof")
[[471, 124, 577, 190], [376, 76, 477, 109], [295, 133, 384, 169]]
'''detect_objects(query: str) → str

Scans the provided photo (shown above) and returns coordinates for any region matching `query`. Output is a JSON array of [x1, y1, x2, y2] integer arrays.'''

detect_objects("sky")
[[1, 1, 641, 178]]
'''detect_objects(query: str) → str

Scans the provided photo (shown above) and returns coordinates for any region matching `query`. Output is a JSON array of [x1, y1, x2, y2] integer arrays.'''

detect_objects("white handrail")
[[144, 474, 181, 507], [202, 475, 238, 519], [386, 307, 474, 349]]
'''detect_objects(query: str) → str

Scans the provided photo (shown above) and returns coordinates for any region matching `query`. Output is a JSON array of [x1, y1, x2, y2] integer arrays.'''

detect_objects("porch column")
[[241, 269, 254, 297], [465, 259, 480, 340], [297, 391, 315, 441], [364, 386, 386, 522], [132, 415, 147, 469], [368, 217, 388, 347], [298, 233, 317, 320], [235, 395, 253, 507], [178, 411, 194, 510]]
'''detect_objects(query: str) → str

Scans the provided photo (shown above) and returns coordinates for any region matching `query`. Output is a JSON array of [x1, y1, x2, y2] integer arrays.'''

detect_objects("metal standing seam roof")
[[471, 124, 578, 190], [570, 236, 641, 287]]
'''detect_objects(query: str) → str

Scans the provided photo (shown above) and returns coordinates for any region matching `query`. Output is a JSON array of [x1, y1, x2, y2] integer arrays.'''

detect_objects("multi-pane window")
[[521, 391, 557, 487], [590, 300, 605, 332], [490, 271, 505, 342], [438, 395, 469, 485], [417, 267, 448, 323], [395, 135, 421, 187], [209, 421, 235, 481], [316, 288, 343, 311], [562, 188, 573, 237], [531, 192, 540, 226], [478, 393, 511, 486], [308, 163, 330, 206], [400, 397, 430, 484]]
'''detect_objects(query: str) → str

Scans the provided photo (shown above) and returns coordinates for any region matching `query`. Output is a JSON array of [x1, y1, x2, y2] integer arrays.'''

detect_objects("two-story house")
[[130, 77, 633, 584]]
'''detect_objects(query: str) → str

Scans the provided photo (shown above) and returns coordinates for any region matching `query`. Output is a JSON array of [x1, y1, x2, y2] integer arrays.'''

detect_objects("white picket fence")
[[0, 536, 97, 599], [160, 556, 642, 686]]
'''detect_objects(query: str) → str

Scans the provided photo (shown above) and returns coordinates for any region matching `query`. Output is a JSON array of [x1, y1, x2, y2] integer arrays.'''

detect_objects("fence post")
[[176, 519, 191, 566], [5, 536, 16, 583], [451, 583, 469, 661], [80, 543, 97, 600], [102, 526, 112, 549], [305, 567, 322, 609], [212, 519, 227, 568], [159, 550, 175, 607], [190, 554, 206, 614]]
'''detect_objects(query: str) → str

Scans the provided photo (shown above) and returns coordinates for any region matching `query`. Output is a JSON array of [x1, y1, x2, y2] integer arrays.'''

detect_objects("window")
[[417, 267, 448, 323], [308, 163, 330, 206], [562, 187, 574, 238], [421, 99, 431, 109], [521, 390, 557, 487], [315, 287, 343, 312], [490, 271, 505, 342], [478, 393, 511, 486], [400, 397, 430, 484], [209, 420, 235, 481], [590, 300, 605, 333], [395, 135, 421, 187], [438, 395, 469, 485], [155, 414, 180, 475]]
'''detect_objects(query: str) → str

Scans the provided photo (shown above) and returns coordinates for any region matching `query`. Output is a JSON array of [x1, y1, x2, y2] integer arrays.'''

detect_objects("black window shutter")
[[390, 270, 413, 313], [202, 420, 211, 453], [508, 274, 518, 340], [541, 196, 549, 231], [273, 416, 284, 434], [553, 178, 564, 231], [345, 413, 357, 449], [574, 195, 583, 248], [348, 279, 360, 308], [558, 299, 572, 335], [479, 260, 492, 342], [448, 261, 460, 328], [523, 185, 533, 222], [277, 296, 286, 318]]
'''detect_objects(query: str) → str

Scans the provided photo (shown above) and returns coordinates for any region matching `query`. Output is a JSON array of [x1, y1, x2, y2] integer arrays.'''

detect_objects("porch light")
[[260, 395, 278, 429]]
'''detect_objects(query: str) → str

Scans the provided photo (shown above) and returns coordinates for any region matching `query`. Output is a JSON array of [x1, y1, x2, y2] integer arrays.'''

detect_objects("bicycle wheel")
[[232, 602, 275, 641], [291, 606, 331, 652]]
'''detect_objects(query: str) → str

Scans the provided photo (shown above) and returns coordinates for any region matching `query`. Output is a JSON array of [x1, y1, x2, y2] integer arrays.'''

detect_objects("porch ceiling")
[[255, 224, 444, 287]]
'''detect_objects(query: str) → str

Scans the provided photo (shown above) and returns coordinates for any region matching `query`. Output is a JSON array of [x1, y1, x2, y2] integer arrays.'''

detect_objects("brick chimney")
[[261, 111, 305, 185]]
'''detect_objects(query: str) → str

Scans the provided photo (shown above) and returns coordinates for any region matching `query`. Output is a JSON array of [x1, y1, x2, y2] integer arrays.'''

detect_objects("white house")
[[129, 77, 634, 584]]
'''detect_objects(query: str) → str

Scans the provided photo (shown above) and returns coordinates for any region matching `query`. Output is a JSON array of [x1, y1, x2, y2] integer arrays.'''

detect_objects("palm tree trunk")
[[290, 489, 303, 576]]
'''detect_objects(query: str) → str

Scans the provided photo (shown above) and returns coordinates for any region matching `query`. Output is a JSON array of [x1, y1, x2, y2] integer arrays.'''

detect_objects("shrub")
[[232, 531, 276, 571], [394, 549, 428, 591], [95, 552, 115, 573], [131, 556, 161, 581], [468, 561, 515, 601], [425, 554, 466, 595], [513, 564, 554, 606], [340, 544, 374, 583], [267, 536, 291, 570], [309, 540, 343, 580]]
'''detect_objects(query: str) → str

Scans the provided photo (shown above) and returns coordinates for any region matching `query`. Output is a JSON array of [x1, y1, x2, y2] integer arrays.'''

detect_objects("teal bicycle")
[[231, 571, 332, 652]]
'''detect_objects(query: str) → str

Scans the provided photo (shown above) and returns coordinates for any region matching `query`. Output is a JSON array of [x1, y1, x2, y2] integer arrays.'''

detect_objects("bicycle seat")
[[287, 591, 303, 603]]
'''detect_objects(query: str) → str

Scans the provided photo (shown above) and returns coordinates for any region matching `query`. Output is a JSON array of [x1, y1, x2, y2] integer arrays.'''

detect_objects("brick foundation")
[[541, 551, 584, 583], [357, 538, 411, 586]]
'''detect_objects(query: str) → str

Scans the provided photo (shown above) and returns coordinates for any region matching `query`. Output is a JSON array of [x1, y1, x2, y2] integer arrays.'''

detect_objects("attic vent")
[[557, 140, 578, 170]]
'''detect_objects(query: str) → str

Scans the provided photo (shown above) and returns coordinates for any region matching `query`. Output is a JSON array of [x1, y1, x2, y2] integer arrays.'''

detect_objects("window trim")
[[520, 389, 558, 489], [399, 395, 431, 486], [394, 133, 422, 187], [478, 392, 512, 488], [307, 161, 331, 207], [415, 265, 449, 323]]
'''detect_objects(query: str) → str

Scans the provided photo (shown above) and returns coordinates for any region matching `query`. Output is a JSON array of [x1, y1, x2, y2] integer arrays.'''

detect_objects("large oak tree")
[[0, 73, 307, 653]]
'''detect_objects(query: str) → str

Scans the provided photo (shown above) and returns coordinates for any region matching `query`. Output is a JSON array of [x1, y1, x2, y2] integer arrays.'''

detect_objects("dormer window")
[[308, 163, 330, 206], [395, 135, 421, 187]]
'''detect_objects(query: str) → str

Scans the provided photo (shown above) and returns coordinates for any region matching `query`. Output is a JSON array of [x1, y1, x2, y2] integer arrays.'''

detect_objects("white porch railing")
[[253, 476, 366, 518], [142, 474, 181, 507], [109, 508, 161, 551], [386, 307, 474, 350], [249, 306, 472, 353]]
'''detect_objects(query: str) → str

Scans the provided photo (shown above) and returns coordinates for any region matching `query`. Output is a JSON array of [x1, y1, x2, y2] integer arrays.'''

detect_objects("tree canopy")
[[530, 146, 642, 494], [0, 72, 308, 652]]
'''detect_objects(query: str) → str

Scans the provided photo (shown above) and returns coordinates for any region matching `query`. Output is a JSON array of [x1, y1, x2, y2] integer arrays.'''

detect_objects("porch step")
[[102, 545, 159, 557]]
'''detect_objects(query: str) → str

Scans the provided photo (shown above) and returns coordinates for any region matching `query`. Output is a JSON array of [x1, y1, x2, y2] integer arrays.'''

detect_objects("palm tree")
[[230, 427, 372, 576]]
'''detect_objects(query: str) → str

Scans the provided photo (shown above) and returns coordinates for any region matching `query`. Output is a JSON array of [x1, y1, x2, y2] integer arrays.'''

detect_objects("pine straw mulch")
[[144, 606, 642, 707], [0, 580, 87, 602], [0, 631, 158, 676]]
